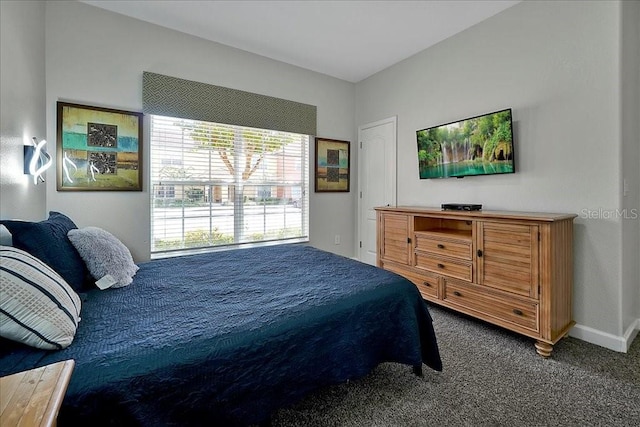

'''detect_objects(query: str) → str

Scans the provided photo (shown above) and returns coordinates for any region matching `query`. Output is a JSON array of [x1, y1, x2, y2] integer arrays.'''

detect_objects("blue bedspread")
[[0, 244, 441, 426]]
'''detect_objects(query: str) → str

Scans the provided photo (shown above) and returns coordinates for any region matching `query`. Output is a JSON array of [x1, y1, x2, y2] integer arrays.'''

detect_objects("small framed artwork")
[[56, 101, 143, 191], [315, 137, 350, 192]]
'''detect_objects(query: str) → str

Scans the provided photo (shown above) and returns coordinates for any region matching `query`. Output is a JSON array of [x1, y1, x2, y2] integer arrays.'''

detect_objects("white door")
[[358, 117, 397, 265]]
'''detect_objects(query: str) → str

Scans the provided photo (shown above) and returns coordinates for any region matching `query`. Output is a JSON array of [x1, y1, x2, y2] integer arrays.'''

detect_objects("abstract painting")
[[56, 102, 143, 191]]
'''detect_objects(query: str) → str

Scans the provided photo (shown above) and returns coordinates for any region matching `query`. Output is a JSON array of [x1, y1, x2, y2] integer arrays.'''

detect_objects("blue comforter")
[[0, 244, 441, 426]]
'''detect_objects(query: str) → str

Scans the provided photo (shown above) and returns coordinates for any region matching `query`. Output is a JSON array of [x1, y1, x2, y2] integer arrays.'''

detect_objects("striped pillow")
[[0, 246, 81, 350]]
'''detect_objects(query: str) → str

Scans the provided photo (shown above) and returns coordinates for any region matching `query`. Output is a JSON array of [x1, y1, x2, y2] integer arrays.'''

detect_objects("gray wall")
[[620, 0, 640, 340], [355, 0, 638, 348], [43, 1, 356, 262], [0, 0, 47, 222]]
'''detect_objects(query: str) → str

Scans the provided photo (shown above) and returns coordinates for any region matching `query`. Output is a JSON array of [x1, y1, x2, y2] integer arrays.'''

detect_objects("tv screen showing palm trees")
[[416, 108, 515, 179]]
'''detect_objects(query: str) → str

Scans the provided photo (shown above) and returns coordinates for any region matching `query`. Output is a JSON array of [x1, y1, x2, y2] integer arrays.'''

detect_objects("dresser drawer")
[[415, 252, 472, 282], [383, 262, 439, 299], [444, 280, 539, 332], [415, 234, 472, 260]]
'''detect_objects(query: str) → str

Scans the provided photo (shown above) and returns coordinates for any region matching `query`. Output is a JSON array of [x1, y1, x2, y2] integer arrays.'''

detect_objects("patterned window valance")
[[142, 71, 317, 135]]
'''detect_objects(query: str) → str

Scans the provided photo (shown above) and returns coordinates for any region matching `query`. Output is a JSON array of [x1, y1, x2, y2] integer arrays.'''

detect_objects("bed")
[[1, 241, 441, 426]]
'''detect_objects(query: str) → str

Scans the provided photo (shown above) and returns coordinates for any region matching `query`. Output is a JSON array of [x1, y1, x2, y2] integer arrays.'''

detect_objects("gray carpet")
[[271, 304, 640, 426]]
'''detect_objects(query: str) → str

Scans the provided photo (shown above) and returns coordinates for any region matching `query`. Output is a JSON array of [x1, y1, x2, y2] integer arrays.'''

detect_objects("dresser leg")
[[534, 341, 553, 357]]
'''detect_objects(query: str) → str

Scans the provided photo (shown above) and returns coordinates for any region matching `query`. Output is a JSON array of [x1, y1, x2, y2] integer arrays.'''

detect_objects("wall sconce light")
[[24, 137, 52, 185]]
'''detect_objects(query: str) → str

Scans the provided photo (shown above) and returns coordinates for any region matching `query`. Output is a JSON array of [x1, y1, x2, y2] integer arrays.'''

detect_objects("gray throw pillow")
[[67, 227, 138, 288]]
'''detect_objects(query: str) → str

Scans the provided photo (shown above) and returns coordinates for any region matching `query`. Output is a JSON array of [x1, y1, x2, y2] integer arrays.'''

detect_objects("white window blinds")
[[150, 115, 309, 255]]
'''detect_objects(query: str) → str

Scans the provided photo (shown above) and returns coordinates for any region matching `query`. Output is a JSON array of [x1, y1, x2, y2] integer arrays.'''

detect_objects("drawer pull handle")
[[437, 244, 445, 249], [513, 309, 524, 316], [437, 263, 445, 269], [453, 291, 462, 297], [423, 281, 431, 287]]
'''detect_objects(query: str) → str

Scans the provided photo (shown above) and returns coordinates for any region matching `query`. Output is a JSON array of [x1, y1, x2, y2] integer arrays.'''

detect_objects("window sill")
[[150, 237, 310, 260]]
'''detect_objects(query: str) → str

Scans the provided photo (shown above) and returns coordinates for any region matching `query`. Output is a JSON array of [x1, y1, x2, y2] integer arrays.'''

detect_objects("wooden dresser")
[[376, 206, 576, 357]]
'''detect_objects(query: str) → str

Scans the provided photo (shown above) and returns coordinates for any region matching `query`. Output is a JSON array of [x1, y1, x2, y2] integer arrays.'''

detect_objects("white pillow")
[[67, 227, 138, 288], [0, 246, 81, 350]]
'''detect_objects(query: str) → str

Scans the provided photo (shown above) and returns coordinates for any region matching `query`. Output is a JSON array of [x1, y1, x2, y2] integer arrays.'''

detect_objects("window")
[[150, 115, 309, 255]]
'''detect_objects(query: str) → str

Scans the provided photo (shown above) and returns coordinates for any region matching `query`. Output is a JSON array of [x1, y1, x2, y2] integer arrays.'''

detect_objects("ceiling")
[[81, 0, 520, 83]]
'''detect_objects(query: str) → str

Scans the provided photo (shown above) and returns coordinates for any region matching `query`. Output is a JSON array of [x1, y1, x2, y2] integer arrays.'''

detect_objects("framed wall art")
[[315, 137, 350, 192], [56, 101, 143, 191]]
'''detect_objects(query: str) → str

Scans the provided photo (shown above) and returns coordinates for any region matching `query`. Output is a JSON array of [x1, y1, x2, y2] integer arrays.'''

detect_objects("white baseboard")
[[625, 319, 640, 351], [569, 318, 640, 353]]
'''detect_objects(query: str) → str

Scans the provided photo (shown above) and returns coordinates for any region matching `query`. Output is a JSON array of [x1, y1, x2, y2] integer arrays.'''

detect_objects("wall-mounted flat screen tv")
[[416, 108, 515, 179]]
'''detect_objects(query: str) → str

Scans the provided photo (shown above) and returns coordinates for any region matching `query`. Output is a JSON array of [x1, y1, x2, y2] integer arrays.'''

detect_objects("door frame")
[[357, 116, 397, 262]]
